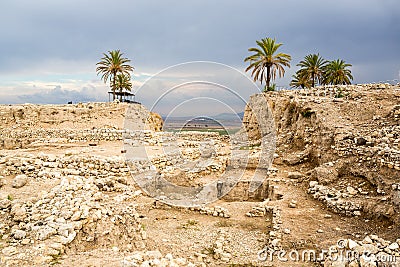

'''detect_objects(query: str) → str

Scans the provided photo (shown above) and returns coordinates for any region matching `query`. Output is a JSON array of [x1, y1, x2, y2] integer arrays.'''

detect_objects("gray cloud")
[[16, 85, 106, 104], [134, 62, 260, 116], [0, 0, 399, 108]]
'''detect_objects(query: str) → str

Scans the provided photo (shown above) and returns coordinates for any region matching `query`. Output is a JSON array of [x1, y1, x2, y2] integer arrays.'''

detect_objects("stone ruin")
[[1, 83, 400, 266], [0, 100, 277, 266]]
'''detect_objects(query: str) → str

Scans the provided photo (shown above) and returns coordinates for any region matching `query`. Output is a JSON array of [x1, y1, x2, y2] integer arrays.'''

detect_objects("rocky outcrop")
[[0, 102, 164, 149], [0, 102, 126, 129], [242, 94, 275, 142], [148, 112, 164, 131], [247, 84, 400, 223], [236, 93, 276, 174]]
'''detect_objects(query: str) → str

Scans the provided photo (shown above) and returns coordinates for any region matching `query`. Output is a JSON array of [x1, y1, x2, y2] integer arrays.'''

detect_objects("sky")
[[0, 0, 399, 116]]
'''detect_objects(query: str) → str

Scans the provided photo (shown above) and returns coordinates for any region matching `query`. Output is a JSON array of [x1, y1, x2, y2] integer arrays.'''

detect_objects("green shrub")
[[264, 83, 276, 92], [335, 88, 344, 98]]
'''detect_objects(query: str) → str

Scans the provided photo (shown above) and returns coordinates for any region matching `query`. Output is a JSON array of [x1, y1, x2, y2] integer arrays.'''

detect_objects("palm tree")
[[96, 50, 134, 100], [244, 37, 291, 90], [290, 70, 312, 89], [296, 54, 327, 88], [114, 74, 133, 101], [323, 59, 353, 85]]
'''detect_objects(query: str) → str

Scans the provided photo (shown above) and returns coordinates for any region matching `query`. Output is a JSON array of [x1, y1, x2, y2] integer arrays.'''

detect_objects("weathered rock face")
[[124, 103, 164, 132], [148, 112, 164, 131], [0, 102, 164, 149], [237, 93, 276, 173], [253, 84, 400, 223], [0, 102, 126, 129], [241, 94, 275, 142]]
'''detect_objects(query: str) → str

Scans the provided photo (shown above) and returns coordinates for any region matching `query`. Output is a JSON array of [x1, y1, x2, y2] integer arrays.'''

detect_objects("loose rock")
[[12, 174, 28, 188]]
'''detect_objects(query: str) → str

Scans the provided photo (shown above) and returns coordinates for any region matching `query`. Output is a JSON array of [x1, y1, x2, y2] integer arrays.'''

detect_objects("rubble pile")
[[122, 250, 195, 267], [324, 236, 400, 266], [0, 162, 145, 265], [190, 206, 231, 218], [308, 181, 363, 216]]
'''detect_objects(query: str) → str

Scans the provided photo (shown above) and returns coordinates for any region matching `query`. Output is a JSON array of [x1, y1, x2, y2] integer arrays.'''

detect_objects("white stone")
[[347, 239, 359, 249], [221, 252, 231, 259], [164, 253, 173, 261], [11, 204, 27, 222], [347, 186, 358, 195], [71, 211, 81, 221], [2, 246, 17, 256], [363, 236, 373, 244], [388, 242, 399, 250], [46, 248, 60, 256], [353, 211, 361, 216], [271, 239, 280, 246], [36, 226, 57, 240], [21, 238, 30, 245], [12, 229, 26, 240], [12, 174, 28, 188]]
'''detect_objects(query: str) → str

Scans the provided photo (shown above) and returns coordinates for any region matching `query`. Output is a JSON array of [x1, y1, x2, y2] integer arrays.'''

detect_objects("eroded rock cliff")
[[242, 84, 400, 223]]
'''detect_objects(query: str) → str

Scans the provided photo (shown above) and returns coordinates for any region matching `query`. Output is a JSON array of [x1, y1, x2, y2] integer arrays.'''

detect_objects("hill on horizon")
[[162, 112, 244, 121]]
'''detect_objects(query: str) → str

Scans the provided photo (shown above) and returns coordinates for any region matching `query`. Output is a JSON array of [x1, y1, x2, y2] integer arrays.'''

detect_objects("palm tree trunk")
[[312, 73, 315, 88], [112, 71, 116, 101], [266, 66, 271, 90]]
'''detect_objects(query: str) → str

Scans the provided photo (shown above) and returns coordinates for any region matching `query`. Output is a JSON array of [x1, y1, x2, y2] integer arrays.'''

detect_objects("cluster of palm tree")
[[290, 54, 353, 88], [244, 37, 353, 91], [96, 41, 353, 99], [96, 50, 134, 101]]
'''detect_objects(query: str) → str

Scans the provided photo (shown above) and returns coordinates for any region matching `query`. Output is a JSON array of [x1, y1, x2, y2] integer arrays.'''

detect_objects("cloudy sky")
[[0, 0, 399, 115]]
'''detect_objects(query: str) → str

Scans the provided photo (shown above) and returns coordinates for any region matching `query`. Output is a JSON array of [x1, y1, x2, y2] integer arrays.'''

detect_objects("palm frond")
[[323, 59, 353, 85], [244, 37, 291, 88], [96, 49, 134, 100]]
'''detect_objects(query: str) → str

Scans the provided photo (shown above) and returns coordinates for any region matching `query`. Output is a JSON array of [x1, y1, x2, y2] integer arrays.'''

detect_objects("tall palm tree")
[[114, 74, 133, 101], [244, 37, 291, 90], [323, 59, 353, 85], [296, 53, 327, 88], [96, 50, 134, 100], [290, 70, 312, 89]]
